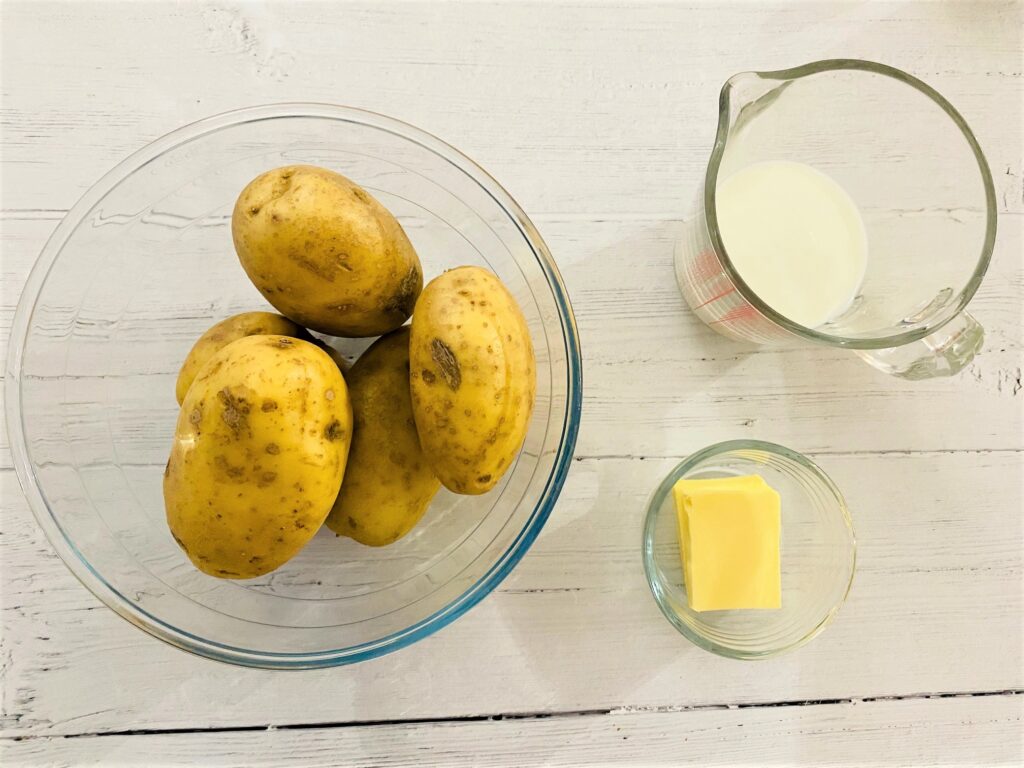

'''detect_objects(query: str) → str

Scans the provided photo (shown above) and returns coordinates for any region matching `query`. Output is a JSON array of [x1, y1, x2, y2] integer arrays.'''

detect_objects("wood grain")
[[1, 2, 1021, 218], [3, 694, 1021, 767]]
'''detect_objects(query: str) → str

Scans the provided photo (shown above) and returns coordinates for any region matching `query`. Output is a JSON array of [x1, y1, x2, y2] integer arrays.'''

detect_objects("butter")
[[673, 474, 781, 612]]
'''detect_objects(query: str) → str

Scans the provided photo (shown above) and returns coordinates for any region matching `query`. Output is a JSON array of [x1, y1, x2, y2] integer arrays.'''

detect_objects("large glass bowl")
[[5, 104, 582, 668]]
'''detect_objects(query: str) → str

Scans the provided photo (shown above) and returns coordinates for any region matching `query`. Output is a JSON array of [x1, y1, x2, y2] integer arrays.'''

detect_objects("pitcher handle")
[[856, 312, 984, 380]]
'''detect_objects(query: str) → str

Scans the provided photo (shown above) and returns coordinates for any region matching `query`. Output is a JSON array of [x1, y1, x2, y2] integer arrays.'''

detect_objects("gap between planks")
[[570, 447, 1024, 462], [2, 209, 1023, 222], [2, 448, 1024, 479], [6, 689, 1022, 743]]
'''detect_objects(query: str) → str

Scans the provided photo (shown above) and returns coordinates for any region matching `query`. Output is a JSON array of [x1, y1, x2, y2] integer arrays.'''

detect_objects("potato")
[[410, 267, 535, 495], [232, 165, 423, 337], [326, 328, 440, 546], [175, 311, 310, 405], [164, 335, 352, 579], [316, 341, 352, 377]]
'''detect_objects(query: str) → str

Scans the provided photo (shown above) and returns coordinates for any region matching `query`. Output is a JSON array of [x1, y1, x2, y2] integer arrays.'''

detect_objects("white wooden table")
[[2, 2, 1022, 765]]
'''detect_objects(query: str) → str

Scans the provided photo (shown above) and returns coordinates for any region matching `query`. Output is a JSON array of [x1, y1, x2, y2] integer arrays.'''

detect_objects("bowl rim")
[[4, 102, 583, 669], [641, 439, 856, 660]]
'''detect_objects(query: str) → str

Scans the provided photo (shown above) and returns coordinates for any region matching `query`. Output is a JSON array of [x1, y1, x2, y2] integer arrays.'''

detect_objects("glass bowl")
[[5, 104, 582, 668], [643, 440, 855, 659]]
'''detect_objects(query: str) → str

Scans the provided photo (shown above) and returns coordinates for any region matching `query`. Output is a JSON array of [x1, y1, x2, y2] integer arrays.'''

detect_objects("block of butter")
[[673, 474, 781, 612]]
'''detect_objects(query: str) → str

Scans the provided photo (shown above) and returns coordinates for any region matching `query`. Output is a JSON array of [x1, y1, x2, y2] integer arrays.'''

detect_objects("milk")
[[716, 160, 868, 329]]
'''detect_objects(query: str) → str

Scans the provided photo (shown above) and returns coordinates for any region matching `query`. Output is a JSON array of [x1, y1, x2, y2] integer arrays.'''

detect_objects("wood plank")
[[2, 451, 1020, 736], [2, 694, 1021, 767], [2, 214, 1021, 473], [1, 2, 1021, 216]]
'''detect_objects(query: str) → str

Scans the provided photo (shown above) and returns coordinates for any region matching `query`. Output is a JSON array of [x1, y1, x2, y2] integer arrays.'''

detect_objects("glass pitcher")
[[676, 60, 996, 379]]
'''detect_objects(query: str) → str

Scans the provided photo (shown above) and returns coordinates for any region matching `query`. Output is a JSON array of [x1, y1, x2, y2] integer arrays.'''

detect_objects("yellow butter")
[[673, 474, 781, 612]]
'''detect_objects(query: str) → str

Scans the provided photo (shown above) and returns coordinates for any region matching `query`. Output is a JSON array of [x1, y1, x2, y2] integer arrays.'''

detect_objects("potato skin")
[[232, 165, 423, 337], [164, 335, 353, 579], [326, 328, 440, 546], [316, 342, 351, 377], [410, 267, 536, 495], [175, 312, 309, 405]]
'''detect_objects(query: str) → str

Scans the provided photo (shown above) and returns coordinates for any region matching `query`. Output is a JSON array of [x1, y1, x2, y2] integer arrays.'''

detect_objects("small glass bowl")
[[642, 440, 855, 659]]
